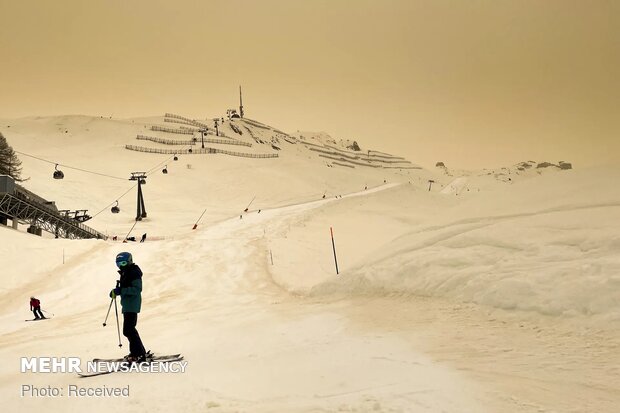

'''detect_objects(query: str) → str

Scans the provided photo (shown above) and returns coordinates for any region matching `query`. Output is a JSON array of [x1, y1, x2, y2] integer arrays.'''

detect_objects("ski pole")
[[103, 297, 114, 327], [42, 309, 55, 317], [113, 297, 123, 348]]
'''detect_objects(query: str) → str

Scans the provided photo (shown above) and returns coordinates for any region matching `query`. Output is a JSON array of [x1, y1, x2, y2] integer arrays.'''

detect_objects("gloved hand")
[[109, 287, 121, 298]]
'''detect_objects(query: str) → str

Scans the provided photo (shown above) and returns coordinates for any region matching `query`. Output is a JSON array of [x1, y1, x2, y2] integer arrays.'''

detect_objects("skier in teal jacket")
[[110, 252, 147, 362]]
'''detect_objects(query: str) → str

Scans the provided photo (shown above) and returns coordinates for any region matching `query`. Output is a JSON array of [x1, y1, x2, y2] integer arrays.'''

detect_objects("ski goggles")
[[116, 260, 129, 268]]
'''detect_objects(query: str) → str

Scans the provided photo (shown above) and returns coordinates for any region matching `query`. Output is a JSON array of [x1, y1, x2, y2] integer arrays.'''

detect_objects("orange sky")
[[0, 0, 618, 168]]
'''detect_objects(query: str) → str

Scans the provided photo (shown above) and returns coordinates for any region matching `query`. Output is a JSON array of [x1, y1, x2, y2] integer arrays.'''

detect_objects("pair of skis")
[[78, 353, 183, 378]]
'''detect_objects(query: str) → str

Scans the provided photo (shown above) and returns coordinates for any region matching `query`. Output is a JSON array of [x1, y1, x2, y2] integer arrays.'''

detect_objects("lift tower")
[[129, 172, 147, 221]]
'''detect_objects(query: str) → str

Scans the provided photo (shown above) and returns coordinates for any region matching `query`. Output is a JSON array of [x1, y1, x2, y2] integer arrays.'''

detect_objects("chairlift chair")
[[111, 201, 120, 214], [174, 154, 179, 161], [53, 164, 64, 179], [139, 178, 146, 185], [162, 165, 168, 174], [188, 148, 193, 153]]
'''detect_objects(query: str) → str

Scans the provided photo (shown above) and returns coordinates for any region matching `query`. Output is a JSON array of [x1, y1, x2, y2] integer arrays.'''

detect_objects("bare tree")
[[0, 132, 26, 181]]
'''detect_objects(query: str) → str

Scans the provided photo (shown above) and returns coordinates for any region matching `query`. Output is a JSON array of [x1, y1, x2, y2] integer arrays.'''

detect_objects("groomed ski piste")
[[1, 115, 620, 412]]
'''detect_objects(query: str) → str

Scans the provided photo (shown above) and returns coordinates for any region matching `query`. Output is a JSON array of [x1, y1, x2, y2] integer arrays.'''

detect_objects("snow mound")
[[309, 205, 620, 321], [290, 166, 620, 322]]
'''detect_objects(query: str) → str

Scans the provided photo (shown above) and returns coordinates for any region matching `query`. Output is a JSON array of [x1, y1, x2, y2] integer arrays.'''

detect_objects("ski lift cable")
[[14, 150, 145, 221], [123, 218, 140, 242], [93, 153, 170, 220], [91, 153, 175, 219], [91, 184, 137, 219], [15, 150, 127, 181], [147, 154, 176, 175], [145, 154, 176, 176]]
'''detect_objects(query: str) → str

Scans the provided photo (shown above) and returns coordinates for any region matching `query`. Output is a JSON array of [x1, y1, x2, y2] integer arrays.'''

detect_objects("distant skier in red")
[[30, 296, 46, 320]]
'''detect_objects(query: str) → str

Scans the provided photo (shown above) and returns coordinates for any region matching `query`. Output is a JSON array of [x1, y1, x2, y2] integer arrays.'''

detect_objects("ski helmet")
[[115, 252, 133, 268]]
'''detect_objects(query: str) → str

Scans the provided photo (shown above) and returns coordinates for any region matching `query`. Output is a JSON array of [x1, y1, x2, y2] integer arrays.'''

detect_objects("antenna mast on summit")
[[239, 85, 244, 118]]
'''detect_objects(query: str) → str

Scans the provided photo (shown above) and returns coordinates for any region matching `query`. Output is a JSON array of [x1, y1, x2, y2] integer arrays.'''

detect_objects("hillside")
[[1, 115, 618, 413], [1, 114, 431, 238]]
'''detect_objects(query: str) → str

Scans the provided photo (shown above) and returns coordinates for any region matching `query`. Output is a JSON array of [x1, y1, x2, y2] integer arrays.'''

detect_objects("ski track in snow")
[[2, 181, 620, 412], [0, 183, 490, 413], [3, 117, 620, 413]]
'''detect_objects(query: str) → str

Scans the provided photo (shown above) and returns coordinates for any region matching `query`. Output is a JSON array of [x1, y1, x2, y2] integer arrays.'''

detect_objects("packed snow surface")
[[1, 116, 619, 412]]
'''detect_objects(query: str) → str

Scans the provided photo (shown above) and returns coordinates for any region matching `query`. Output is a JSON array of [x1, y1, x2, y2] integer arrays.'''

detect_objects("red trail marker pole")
[[330, 227, 339, 275]]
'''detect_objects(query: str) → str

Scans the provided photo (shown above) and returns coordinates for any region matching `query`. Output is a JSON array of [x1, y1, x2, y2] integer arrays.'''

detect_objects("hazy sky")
[[1, 0, 618, 168]]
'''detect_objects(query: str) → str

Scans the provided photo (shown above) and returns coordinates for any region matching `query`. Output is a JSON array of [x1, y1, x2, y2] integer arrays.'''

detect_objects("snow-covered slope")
[[1, 115, 618, 413], [1, 115, 427, 238], [292, 168, 620, 321]]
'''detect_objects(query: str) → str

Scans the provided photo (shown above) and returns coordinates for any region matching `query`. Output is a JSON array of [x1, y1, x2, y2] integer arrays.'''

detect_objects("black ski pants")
[[123, 312, 146, 357], [32, 307, 44, 319]]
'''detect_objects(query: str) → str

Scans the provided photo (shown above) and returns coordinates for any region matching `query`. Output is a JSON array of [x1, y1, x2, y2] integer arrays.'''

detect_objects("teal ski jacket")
[[118, 264, 143, 313]]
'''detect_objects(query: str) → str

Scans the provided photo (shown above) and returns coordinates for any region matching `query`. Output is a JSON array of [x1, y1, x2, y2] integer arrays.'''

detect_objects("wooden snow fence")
[[240, 118, 272, 130], [151, 125, 195, 135], [164, 113, 210, 129], [137, 135, 196, 145], [317, 154, 381, 168], [137, 135, 252, 147], [125, 145, 278, 159], [229, 123, 243, 135], [332, 161, 355, 168]]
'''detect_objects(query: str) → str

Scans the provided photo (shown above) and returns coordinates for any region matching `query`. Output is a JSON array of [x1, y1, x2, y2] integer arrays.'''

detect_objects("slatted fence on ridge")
[[317, 154, 381, 168], [164, 113, 210, 129], [136, 135, 252, 147], [125, 145, 278, 158], [137, 135, 196, 145], [151, 125, 195, 135]]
